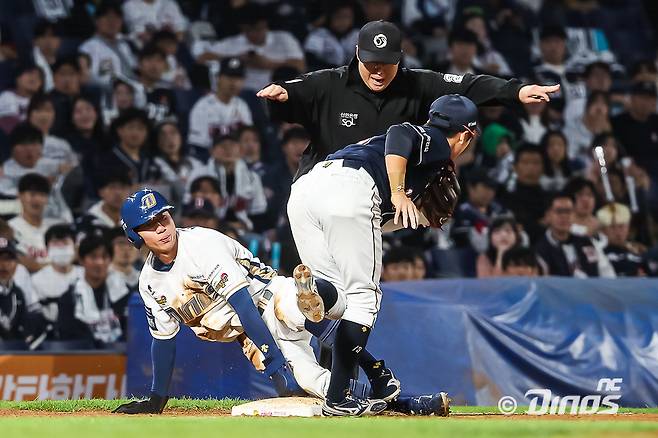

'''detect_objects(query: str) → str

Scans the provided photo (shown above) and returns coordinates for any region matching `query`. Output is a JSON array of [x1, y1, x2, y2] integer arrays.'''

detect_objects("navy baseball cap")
[[220, 57, 245, 78], [357, 21, 402, 64], [182, 197, 216, 219], [0, 237, 18, 258], [428, 94, 480, 134]]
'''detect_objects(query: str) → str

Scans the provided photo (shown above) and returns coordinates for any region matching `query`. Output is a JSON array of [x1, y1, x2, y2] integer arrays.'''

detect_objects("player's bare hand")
[[392, 192, 419, 229], [257, 84, 289, 102], [518, 84, 560, 103]]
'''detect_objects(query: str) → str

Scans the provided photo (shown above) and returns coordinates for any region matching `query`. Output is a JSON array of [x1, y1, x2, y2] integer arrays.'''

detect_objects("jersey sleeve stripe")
[[222, 280, 250, 301]]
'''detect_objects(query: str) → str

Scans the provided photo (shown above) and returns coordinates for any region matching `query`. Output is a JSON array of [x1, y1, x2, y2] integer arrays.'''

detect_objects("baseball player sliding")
[[113, 189, 448, 416], [287, 94, 475, 416], [112, 189, 304, 414]]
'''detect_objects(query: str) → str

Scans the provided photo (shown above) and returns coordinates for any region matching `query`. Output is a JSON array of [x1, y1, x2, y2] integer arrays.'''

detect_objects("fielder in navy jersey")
[[288, 94, 478, 416]]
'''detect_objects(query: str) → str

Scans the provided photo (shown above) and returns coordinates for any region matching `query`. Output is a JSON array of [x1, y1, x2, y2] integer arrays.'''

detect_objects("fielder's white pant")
[[287, 160, 383, 328], [261, 276, 330, 399]]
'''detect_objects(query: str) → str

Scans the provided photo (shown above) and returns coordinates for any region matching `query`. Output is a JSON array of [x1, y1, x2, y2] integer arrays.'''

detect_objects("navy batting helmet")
[[120, 189, 174, 248], [428, 94, 480, 134]]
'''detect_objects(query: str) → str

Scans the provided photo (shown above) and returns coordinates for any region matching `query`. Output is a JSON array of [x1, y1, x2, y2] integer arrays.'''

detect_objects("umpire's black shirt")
[[269, 58, 524, 179]]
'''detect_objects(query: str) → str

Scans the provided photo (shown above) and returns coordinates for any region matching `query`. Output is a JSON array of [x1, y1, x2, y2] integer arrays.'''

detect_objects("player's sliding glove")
[[113, 393, 169, 414], [271, 363, 307, 397]]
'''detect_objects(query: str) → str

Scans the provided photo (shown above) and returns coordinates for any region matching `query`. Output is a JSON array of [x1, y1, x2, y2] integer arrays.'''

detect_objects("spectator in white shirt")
[[0, 220, 40, 310], [122, 0, 187, 45], [187, 133, 267, 230], [152, 30, 190, 89], [563, 90, 612, 167], [9, 173, 62, 272], [107, 227, 140, 292], [31, 224, 82, 323], [77, 172, 133, 234], [564, 60, 614, 122], [131, 44, 177, 122], [187, 57, 253, 160], [27, 94, 78, 176], [32, 21, 61, 92], [154, 119, 203, 208], [304, 1, 359, 69], [57, 235, 130, 346], [0, 123, 59, 197], [0, 63, 43, 134], [195, 5, 305, 91], [79, 1, 137, 88]]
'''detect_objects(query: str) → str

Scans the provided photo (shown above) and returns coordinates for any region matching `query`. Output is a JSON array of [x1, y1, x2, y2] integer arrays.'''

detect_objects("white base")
[[231, 397, 322, 417]]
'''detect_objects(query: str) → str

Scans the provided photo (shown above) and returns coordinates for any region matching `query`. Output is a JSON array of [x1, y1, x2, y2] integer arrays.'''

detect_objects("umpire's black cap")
[[357, 21, 402, 64], [428, 94, 480, 134]]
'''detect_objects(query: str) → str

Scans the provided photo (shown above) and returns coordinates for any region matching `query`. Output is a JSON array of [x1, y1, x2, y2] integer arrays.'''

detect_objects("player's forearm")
[[227, 286, 286, 377], [385, 154, 408, 195], [151, 337, 176, 397]]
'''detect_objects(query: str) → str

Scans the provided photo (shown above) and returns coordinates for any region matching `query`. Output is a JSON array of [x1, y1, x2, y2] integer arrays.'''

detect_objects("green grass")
[[0, 398, 245, 412], [1, 400, 658, 438], [1, 416, 658, 438]]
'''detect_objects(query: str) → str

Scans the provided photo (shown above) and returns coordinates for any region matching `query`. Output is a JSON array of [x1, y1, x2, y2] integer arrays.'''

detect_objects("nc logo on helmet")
[[373, 34, 387, 49], [141, 193, 157, 210]]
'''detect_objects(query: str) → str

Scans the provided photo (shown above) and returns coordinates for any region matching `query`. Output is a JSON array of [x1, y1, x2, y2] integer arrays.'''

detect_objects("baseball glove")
[[413, 162, 461, 228]]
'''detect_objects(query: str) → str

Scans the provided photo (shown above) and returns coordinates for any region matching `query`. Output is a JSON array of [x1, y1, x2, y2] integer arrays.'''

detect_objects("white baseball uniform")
[[287, 160, 383, 328], [79, 36, 137, 86], [287, 123, 454, 330], [138, 226, 330, 397], [0, 90, 29, 119], [122, 0, 187, 38], [195, 31, 304, 91], [187, 93, 253, 150]]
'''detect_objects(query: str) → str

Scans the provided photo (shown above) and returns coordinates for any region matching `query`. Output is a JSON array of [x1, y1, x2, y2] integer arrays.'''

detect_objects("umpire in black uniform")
[[257, 20, 560, 178]]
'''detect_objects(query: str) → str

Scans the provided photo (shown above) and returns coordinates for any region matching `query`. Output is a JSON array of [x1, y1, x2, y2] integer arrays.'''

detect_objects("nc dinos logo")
[[141, 193, 157, 210]]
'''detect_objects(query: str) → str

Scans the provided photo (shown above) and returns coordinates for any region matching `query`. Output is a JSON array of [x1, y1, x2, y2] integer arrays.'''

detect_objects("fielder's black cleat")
[[368, 361, 401, 402], [322, 395, 388, 417]]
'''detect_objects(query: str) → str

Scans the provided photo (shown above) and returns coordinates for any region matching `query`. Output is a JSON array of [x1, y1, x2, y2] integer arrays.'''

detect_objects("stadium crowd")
[[0, 0, 657, 349]]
